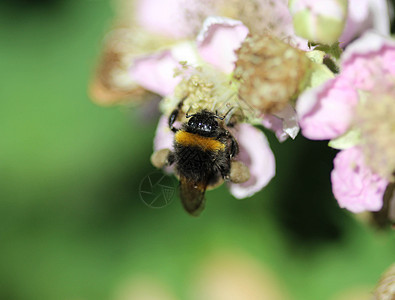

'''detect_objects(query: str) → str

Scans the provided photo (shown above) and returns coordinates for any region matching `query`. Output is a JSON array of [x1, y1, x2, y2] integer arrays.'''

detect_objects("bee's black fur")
[[169, 109, 238, 182]]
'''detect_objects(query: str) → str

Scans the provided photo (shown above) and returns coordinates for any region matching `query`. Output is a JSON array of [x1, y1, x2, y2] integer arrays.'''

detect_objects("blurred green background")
[[0, 1, 394, 299]]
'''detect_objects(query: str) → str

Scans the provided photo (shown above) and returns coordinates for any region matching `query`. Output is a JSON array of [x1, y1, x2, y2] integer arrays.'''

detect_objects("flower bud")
[[289, 0, 348, 45]]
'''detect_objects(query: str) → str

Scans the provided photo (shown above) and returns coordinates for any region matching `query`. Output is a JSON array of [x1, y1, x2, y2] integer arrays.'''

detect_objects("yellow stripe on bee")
[[175, 131, 225, 152]]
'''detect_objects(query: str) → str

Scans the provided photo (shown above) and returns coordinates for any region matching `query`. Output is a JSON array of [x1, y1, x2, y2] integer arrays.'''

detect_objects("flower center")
[[234, 34, 311, 114], [355, 90, 395, 181]]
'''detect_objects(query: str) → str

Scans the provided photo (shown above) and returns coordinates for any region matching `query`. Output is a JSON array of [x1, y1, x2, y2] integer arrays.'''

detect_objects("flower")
[[297, 31, 395, 213]]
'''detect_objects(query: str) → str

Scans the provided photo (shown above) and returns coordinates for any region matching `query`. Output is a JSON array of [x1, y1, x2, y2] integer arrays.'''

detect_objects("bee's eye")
[[188, 119, 195, 127], [187, 114, 217, 134], [204, 124, 212, 132]]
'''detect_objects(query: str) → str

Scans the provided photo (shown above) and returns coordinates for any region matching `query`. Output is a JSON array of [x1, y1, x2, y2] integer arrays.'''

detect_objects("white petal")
[[274, 104, 300, 140], [153, 115, 174, 151]]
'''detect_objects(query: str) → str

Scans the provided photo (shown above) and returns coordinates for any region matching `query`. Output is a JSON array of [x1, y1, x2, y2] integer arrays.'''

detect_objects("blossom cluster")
[[91, 0, 394, 219]]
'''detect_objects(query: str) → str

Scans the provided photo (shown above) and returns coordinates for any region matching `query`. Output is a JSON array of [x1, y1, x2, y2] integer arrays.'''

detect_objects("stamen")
[[355, 91, 395, 181], [161, 66, 254, 124]]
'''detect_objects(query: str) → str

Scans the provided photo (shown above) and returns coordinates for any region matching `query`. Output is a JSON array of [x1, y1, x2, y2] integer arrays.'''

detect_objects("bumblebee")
[[164, 105, 239, 216]]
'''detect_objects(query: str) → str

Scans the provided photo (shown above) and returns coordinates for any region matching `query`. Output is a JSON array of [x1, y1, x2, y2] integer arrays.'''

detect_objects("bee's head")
[[186, 110, 219, 137]]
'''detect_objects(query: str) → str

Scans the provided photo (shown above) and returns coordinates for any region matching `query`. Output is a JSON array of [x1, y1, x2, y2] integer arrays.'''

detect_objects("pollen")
[[234, 34, 311, 114], [355, 92, 395, 182], [177, 71, 217, 114], [161, 66, 252, 124]]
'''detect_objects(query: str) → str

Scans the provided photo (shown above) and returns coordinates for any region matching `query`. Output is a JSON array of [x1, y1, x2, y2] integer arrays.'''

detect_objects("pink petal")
[[153, 115, 174, 152], [153, 115, 177, 174], [341, 31, 395, 91], [339, 0, 390, 46], [197, 17, 249, 73], [331, 147, 388, 213], [296, 76, 358, 140], [130, 51, 182, 96], [229, 124, 275, 199]]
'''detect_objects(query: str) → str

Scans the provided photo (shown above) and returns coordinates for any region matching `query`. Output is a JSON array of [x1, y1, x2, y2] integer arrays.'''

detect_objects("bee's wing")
[[179, 176, 207, 216]]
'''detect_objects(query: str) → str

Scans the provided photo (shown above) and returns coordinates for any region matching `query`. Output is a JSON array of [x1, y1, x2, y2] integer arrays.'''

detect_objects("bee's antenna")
[[215, 107, 234, 121], [224, 110, 234, 125], [186, 106, 193, 118], [224, 107, 234, 117]]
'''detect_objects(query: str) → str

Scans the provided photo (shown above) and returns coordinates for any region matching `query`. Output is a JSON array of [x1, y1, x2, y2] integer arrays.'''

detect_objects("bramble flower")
[[91, 0, 392, 210], [297, 31, 395, 213]]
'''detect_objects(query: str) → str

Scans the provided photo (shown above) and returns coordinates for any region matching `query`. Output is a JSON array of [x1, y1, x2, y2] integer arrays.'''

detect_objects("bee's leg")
[[220, 167, 231, 181], [214, 160, 231, 181], [167, 151, 175, 166], [218, 129, 239, 158], [168, 109, 179, 133], [169, 96, 188, 132], [229, 135, 239, 158]]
